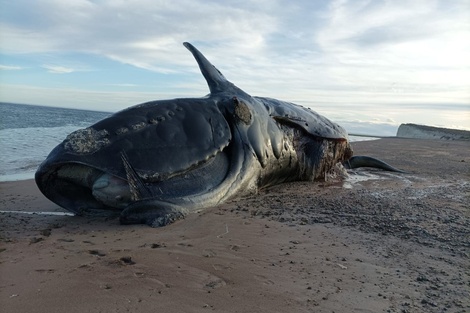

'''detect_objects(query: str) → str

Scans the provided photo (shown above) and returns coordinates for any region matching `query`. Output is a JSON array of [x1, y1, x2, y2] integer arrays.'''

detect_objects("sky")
[[1, 0, 469, 131]]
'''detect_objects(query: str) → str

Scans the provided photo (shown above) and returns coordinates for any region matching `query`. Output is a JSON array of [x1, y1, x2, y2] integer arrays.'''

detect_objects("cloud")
[[41, 65, 76, 74], [105, 83, 139, 88], [316, 0, 470, 66], [0, 0, 278, 72], [41, 63, 94, 74], [0, 0, 469, 121], [0, 65, 24, 70], [2, 1, 468, 73], [0, 83, 195, 112]]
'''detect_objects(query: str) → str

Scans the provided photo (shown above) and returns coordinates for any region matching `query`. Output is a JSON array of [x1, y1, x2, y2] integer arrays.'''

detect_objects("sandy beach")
[[1, 138, 469, 313]]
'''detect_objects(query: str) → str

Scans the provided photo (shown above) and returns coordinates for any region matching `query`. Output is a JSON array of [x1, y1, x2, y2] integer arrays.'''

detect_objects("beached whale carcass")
[[35, 42, 401, 227]]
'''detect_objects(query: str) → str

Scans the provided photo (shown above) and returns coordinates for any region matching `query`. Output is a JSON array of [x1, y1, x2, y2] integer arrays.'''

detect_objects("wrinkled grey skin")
[[35, 42, 401, 227]]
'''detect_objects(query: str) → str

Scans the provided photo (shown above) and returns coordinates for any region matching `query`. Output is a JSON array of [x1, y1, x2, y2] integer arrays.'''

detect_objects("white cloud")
[[0, 65, 24, 70], [316, 0, 470, 69], [1, 0, 469, 128], [0, 0, 278, 72], [42, 65, 76, 74], [105, 83, 139, 88], [0, 84, 169, 112]]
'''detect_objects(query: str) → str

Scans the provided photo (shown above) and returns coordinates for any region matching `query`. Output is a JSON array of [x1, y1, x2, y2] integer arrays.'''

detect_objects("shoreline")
[[0, 171, 36, 183], [1, 138, 469, 313]]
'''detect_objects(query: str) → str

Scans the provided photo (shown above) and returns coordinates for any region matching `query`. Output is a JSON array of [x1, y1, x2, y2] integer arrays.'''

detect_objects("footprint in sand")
[[254, 274, 275, 285], [204, 278, 226, 289], [202, 249, 217, 258], [212, 264, 232, 271], [175, 263, 227, 290], [88, 250, 106, 257]]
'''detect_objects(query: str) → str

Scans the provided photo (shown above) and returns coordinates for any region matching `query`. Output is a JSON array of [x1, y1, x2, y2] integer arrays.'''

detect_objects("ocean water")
[[0, 102, 386, 182], [0, 103, 110, 181]]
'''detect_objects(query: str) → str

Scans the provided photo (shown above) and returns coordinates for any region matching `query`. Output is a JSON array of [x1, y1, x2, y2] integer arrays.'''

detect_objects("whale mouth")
[[35, 149, 231, 216], [35, 163, 122, 216]]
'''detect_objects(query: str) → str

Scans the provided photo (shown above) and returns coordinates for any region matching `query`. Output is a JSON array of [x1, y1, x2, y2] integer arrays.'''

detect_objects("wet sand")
[[1, 138, 469, 313]]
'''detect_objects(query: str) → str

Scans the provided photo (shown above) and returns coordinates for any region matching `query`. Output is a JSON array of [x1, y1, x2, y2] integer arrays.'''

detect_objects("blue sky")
[[1, 0, 469, 129]]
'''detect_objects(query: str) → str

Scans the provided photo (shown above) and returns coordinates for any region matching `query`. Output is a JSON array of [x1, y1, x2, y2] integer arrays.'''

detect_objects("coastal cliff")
[[397, 123, 470, 140]]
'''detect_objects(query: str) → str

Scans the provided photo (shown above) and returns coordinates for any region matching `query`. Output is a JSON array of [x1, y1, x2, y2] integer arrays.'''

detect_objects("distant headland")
[[397, 123, 470, 141]]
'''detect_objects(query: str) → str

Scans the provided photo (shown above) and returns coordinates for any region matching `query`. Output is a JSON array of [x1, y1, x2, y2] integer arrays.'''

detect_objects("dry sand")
[[1, 138, 469, 313]]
